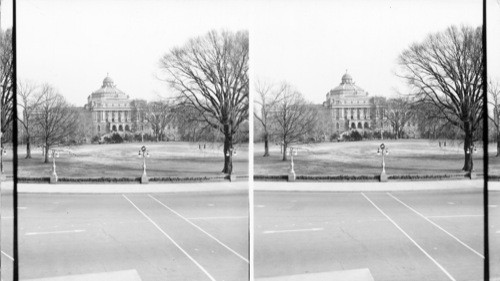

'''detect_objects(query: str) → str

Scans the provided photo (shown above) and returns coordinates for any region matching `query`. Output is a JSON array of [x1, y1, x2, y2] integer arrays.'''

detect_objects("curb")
[[0, 181, 248, 194], [254, 179, 498, 192]]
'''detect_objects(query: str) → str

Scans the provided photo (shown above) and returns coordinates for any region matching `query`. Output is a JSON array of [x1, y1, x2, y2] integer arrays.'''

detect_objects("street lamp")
[[377, 143, 389, 182], [138, 145, 150, 184], [287, 147, 298, 182], [226, 147, 237, 181], [49, 149, 60, 184], [465, 143, 477, 179]]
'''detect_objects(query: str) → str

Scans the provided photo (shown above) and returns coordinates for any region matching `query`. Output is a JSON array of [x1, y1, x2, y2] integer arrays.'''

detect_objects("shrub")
[[110, 133, 124, 143], [348, 130, 363, 141], [329, 132, 339, 142], [123, 134, 133, 142], [91, 136, 100, 143], [362, 131, 373, 140]]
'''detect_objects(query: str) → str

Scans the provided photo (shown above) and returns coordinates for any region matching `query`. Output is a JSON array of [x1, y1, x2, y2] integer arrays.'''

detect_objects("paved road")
[[255, 188, 499, 281], [1, 189, 248, 281]]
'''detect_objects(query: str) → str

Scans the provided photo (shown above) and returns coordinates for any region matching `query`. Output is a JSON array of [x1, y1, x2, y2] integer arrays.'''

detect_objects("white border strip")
[[361, 193, 456, 281], [387, 193, 484, 259], [1, 250, 14, 261], [122, 195, 216, 281], [148, 194, 249, 263]]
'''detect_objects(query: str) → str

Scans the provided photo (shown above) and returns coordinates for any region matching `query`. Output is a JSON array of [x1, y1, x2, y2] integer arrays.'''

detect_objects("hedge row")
[[17, 176, 231, 183], [254, 173, 474, 181]]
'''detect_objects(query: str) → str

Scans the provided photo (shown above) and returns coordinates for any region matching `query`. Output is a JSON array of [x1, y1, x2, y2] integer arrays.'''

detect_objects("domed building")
[[86, 75, 149, 136], [323, 72, 388, 133]]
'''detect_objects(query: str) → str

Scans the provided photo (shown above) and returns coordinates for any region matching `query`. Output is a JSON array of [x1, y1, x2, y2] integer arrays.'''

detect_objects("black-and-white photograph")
[[1, 0, 500, 280], [252, 0, 498, 280], [2, 0, 249, 280]]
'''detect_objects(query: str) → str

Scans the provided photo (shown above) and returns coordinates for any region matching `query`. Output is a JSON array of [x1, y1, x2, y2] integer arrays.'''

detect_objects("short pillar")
[[50, 174, 58, 184], [379, 171, 388, 182], [141, 174, 149, 184]]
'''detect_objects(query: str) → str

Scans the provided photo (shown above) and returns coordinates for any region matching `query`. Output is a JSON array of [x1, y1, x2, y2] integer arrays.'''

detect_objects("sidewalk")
[[1, 180, 499, 193], [0, 181, 248, 194], [255, 179, 500, 192]]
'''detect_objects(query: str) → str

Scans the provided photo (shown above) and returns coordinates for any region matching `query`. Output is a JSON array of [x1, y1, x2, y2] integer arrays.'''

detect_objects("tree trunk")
[[222, 123, 233, 174], [462, 121, 473, 172], [26, 135, 32, 159], [263, 132, 270, 157], [282, 142, 287, 161], [497, 129, 500, 157], [44, 143, 50, 163]]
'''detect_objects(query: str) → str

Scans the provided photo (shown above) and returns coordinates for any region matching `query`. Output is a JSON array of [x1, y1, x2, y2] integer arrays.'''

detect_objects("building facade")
[[85, 75, 149, 136], [323, 72, 387, 133]]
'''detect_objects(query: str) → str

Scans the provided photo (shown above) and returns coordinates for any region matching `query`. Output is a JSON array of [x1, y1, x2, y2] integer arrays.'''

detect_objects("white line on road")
[[1, 216, 13, 219], [148, 194, 249, 263], [426, 215, 483, 218], [187, 216, 248, 220], [25, 230, 86, 236], [1, 250, 14, 261], [361, 193, 456, 281], [262, 228, 324, 234], [122, 195, 216, 281], [387, 193, 484, 259]]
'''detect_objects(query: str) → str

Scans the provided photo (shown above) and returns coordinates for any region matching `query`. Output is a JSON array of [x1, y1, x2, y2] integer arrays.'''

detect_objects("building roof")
[[90, 75, 128, 99], [327, 72, 368, 98]]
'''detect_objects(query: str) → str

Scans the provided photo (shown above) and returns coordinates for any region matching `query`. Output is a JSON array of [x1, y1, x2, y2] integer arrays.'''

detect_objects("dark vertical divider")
[[482, 0, 489, 280], [12, 0, 18, 279]]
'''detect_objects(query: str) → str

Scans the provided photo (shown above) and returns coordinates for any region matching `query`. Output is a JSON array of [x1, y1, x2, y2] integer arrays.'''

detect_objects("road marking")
[[1, 250, 14, 261], [148, 194, 249, 263], [122, 195, 216, 281], [1, 216, 13, 219], [361, 193, 456, 281], [489, 205, 498, 208], [263, 228, 323, 234], [426, 215, 483, 218], [255, 205, 265, 208], [17, 207, 27, 210], [25, 230, 85, 236], [187, 216, 248, 220], [388, 193, 484, 259]]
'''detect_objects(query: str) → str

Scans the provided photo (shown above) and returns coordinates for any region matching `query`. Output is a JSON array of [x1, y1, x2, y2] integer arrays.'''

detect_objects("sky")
[[17, 0, 251, 106], [251, 0, 484, 104], [488, 0, 500, 83], [1, 0, 13, 30], [13, 0, 498, 106]]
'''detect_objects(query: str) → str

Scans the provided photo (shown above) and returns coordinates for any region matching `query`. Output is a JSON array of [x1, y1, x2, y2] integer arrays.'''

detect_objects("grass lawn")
[[254, 139, 494, 176], [11, 142, 248, 178]]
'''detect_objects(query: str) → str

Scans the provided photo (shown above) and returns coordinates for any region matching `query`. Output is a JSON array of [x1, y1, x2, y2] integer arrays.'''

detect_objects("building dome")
[[89, 75, 127, 98], [102, 75, 114, 87], [327, 72, 367, 97], [341, 72, 353, 84]]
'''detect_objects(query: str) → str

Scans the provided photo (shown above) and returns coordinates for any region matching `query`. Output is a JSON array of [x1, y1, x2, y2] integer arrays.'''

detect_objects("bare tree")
[[17, 80, 43, 158], [398, 25, 483, 172], [489, 79, 500, 156], [254, 79, 284, 156], [33, 84, 79, 163], [271, 83, 317, 161], [159, 30, 249, 174], [0, 29, 14, 142], [144, 100, 173, 142], [386, 97, 414, 139]]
